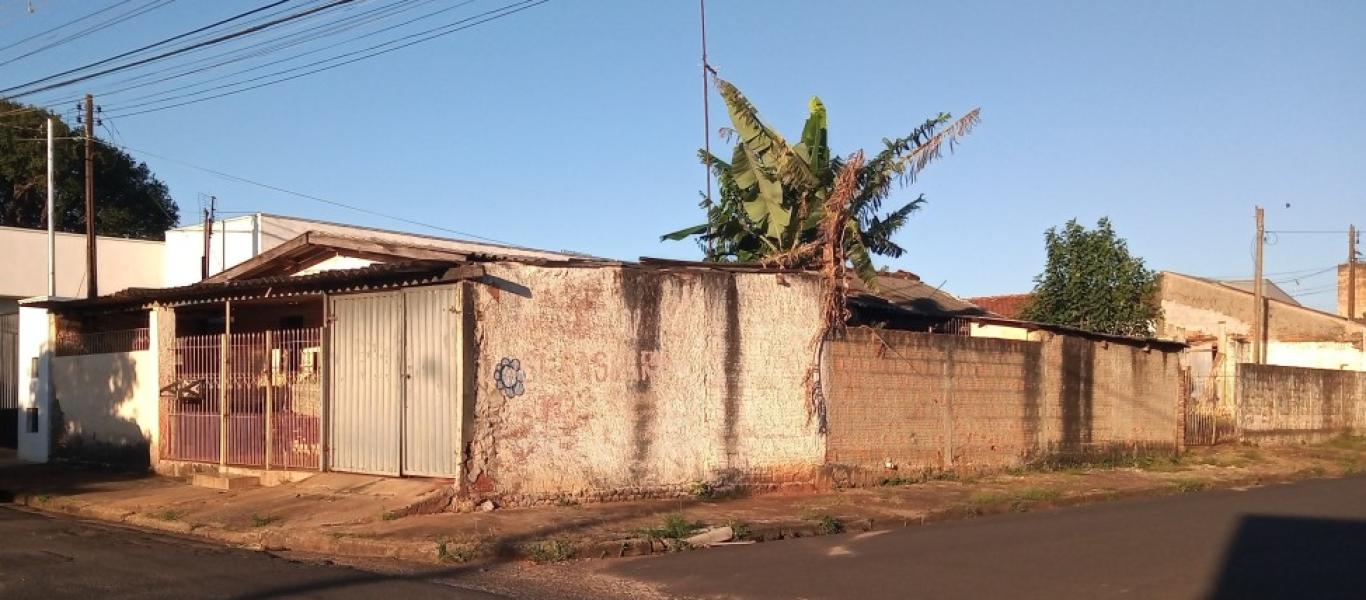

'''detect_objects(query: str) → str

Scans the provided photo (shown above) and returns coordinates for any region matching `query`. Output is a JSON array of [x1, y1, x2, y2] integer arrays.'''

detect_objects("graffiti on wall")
[[495, 357, 527, 398]]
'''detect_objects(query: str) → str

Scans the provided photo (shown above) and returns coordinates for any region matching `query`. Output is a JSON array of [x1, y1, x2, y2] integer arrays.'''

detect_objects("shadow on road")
[[1208, 514, 1366, 600]]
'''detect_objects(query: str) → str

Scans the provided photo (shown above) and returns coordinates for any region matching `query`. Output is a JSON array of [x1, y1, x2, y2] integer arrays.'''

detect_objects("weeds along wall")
[[823, 328, 1182, 485], [466, 264, 827, 506], [1237, 364, 1366, 444]]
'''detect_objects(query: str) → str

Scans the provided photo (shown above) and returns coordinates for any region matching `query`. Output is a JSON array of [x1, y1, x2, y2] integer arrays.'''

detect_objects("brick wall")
[[824, 328, 1181, 484], [1236, 363, 1366, 444]]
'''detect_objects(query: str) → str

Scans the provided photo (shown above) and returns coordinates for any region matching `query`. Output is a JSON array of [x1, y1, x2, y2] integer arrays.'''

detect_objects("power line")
[[1, 0, 351, 98], [0, 0, 137, 56], [0, 0, 173, 68], [108, 0, 548, 118], [94, 137, 516, 245], [64, 0, 451, 108]]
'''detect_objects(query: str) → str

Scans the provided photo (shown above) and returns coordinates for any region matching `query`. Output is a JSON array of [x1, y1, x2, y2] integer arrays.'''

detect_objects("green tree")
[[0, 99, 177, 239], [662, 79, 979, 286], [1020, 218, 1161, 336]]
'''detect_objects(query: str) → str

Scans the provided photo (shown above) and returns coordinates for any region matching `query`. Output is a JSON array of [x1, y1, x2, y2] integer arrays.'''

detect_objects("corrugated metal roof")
[[30, 260, 466, 310]]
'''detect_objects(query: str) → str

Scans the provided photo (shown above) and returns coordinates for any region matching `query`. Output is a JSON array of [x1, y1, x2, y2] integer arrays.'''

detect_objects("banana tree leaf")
[[799, 97, 829, 180], [660, 223, 709, 241], [844, 218, 879, 290], [716, 78, 819, 191]]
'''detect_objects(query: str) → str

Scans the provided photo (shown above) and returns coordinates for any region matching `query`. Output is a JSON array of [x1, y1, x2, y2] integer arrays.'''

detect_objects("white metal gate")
[[328, 285, 464, 477], [329, 291, 404, 476]]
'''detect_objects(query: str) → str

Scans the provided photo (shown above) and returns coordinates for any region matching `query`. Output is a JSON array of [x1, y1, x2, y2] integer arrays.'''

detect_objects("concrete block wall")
[[466, 264, 826, 505], [824, 328, 1181, 485], [1237, 363, 1366, 444]]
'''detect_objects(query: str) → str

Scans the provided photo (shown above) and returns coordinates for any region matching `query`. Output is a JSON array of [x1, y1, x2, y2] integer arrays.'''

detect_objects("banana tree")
[[663, 78, 980, 287]]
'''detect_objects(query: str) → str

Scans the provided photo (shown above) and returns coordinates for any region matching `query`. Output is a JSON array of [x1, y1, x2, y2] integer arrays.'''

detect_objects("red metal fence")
[[161, 328, 321, 470]]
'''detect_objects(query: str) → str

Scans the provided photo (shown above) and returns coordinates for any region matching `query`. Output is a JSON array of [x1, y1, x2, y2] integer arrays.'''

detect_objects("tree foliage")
[[0, 99, 177, 239], [663, 78, 979, 287], [1020, 218, 1161, 336]]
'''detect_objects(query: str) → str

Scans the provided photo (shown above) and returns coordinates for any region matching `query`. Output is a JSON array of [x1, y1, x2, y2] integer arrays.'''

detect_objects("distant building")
[[966, 293, 1033, 319]]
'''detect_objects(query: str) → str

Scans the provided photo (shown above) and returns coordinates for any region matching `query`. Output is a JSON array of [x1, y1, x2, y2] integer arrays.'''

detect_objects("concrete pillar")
[[16, 305, 54, 463], [148, 306, 175, 468]]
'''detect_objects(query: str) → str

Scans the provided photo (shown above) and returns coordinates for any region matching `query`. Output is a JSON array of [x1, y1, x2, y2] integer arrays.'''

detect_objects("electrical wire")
[[0, 0, 137, 55], [50, 0, 450, 108], [108, 0, 548, 118], [0, 0, 174, 68], [1, 0, 353, 98]]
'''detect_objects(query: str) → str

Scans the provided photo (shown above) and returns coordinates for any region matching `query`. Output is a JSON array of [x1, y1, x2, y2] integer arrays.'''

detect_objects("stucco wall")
[[50, 350, 157, 468], [1237, 363, 1366, 444], [824, 329, 1181, 484], [1265, 341, 1366, 372], [0, 225, 164, 298], [1159, 272, 1364, 342], [467, 264, 825, 504]]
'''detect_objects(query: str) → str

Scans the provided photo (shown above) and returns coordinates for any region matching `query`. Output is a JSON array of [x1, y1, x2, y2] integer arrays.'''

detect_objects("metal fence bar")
[[270, 327, 322, 470], [163, 333, 222, 464]]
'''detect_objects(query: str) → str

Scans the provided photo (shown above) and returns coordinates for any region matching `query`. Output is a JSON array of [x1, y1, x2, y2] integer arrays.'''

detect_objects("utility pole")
[[46, 117, 55, 297], [201, 196, 215, 280], [1252, 206, 1265, 364], [82, 93, 97, 298], [699, 0, 713, 256], [1350, 224, 1358, 321]]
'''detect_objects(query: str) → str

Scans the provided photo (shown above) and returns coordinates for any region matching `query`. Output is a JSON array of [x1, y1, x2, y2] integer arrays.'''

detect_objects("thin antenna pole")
[[700, 0, 713, 257]]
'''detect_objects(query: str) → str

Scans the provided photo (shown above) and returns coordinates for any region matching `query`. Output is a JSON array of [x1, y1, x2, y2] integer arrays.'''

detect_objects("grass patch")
[[35, 494, 51, 504], [522, 539, 575, 563], [879, 469, 960, 487], [436, 538, 487, 563], [1171, 479, 1210, 493], [641, 513, 702, 542], [967, 487, 1062, 513], [807, 513, 843, 535], [149, 509, 184, 521], [725, 519, 752, 541], [250, 513, 279, 528]]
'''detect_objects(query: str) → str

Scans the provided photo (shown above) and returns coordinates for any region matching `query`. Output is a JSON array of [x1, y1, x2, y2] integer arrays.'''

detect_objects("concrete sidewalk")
[[3, 438, 1363, 565]]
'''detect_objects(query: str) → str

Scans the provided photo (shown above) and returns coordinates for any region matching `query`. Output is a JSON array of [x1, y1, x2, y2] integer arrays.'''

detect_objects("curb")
[[2, 467, 1339, 565]]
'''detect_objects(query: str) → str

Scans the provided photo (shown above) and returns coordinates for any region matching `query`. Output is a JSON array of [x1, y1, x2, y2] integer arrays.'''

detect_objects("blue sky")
[[3, 0, 1364, 310]]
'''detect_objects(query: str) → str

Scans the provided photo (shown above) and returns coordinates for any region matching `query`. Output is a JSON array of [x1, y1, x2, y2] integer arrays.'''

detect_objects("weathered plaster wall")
[[824, 329, 1181, 484], [467, 265, 825, 504], [1159, 272, 1364, 342], [50, 350, 157, 468], [1237, 363, 1366, 444]]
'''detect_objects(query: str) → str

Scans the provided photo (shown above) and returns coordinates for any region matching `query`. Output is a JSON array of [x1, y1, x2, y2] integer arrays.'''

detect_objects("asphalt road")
[[0, 506, 511, 600], [605, 475, 1366, 600]]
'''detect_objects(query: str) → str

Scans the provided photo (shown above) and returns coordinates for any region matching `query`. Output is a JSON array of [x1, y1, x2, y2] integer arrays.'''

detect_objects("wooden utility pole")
[[83, 94, 98, 298], [201, 196, 215, 280], [1252, 206, 1265, 364], [1350, 224, 1358, 320]]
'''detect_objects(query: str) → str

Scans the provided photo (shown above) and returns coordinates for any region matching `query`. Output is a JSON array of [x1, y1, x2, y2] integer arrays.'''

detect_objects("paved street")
[[4, 476, 1365, 599], [0, 506, 510, 600], [605, 475, 1366, 600]]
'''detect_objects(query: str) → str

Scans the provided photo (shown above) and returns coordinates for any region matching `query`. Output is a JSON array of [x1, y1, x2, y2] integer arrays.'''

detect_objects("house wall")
[[1159, 272, 1363, 342], [16, 306, 52, 462], [163, 215, 260, 287], [823, 329, 1181, 484], [49, 350, 157, 468], [466, 264, 826, 505], [1265, 341, 1366, 372], [0, 225, 164, 298], [1236, 363, 1366, 444]]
